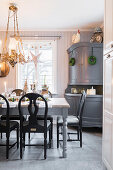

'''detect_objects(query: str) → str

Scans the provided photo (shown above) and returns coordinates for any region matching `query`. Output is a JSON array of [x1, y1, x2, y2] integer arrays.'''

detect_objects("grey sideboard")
[[65, 93, 103, 127]]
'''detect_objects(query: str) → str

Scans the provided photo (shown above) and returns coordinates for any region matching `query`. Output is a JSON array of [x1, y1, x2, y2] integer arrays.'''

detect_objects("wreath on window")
[[88, 56, 96, 65], [69, 58, 75, 66]]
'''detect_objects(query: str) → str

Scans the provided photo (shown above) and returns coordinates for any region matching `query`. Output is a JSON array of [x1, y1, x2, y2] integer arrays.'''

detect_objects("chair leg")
[[23, 133, 25, 148], [6, 134, 9, 159], [77, 127, 79, 140], [17, 127, 19, 149], [50, 119, 53, 140], [20, 131, 23, 159], [80, 128, 82, 147], [49, 129, 51, 148], [1, 132, 2, 139], [44, 132, 47, 159], [57, 124, 59, 148], [28, 132, 30, 140]]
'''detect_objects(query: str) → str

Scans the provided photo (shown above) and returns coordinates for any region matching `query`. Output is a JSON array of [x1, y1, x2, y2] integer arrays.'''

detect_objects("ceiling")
[[0, 0, 104, 31]]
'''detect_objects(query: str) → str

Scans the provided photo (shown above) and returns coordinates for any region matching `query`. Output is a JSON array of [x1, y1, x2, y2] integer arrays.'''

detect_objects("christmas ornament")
[[72, 29, 80, 44], [90, 27, 103, 43]]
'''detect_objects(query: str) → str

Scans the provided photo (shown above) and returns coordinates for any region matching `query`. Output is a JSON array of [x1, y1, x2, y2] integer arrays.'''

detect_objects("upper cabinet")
[[104, 0, 113, 53], [67, 42, 103, 85]]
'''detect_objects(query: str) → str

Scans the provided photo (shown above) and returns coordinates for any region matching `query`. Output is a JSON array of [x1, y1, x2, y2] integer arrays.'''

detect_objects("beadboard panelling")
[[0, 31, 93, 96]]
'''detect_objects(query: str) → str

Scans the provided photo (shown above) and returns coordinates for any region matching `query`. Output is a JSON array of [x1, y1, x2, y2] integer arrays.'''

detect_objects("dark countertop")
[[65, 93, 103, 97]]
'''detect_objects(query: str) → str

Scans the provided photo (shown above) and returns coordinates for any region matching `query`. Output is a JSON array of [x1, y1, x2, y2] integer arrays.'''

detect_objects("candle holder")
[[30, 81, 37, 93]]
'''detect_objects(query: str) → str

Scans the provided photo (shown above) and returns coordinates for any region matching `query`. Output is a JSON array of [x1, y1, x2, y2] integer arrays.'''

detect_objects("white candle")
[[0, 64, 1, 76], [0, 40, 2, 54], [4, 82, 7, 92], [44, 75, 46, 85]]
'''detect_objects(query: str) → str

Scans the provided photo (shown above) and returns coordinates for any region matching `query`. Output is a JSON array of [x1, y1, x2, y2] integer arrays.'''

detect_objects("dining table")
[[0, 98, 70, 158]]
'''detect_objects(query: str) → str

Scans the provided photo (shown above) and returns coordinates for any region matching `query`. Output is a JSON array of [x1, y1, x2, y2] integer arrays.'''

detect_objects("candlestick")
[[4, 82, 7, 93], [0, 64, 1, 76], [44, 75, 46, 85]]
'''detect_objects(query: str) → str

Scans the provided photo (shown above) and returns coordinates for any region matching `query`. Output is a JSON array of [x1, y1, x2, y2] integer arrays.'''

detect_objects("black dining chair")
[[0, 94, 19, 159], [18, 93, 52, 159], [57, 92, 86, 148], [1, 89, 26, 127], [28, 91, 53, 142]]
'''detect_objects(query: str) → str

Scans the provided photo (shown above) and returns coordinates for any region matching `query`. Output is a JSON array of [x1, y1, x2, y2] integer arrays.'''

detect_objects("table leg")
[[62, 108, 68, 158]]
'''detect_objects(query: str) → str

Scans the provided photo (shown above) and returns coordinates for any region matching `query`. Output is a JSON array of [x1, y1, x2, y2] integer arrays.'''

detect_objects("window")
[[17, 40, 57, 93]]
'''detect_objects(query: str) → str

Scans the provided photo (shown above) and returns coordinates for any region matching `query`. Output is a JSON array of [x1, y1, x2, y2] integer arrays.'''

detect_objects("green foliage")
[[69, 58, 75, 66], [88, 56, 96, 65]]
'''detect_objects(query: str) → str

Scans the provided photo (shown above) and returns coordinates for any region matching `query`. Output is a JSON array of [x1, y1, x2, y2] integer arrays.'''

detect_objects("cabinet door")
[[69, 47, 82, 84], [80, 46, 91, 84], [103, 113, 113, 170], [82, 97, 102, 127], [104, 57, 112, 113], [104, 0, 113, 50], [82, 46, 103, 85], [103, 54, 113, 169]]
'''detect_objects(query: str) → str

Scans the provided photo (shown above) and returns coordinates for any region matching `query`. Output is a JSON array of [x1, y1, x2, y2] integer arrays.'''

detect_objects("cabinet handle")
[[107, 54, 111, 58]]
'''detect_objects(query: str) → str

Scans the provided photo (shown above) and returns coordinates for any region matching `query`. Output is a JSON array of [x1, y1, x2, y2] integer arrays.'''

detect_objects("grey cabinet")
[[65, 93, 103, 127], [67, 42, 103, 85], [83, 96, 103, 127]]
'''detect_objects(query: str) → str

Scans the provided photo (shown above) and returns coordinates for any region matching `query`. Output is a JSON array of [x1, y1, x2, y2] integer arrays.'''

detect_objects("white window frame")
[[16, 40, 58, 94]]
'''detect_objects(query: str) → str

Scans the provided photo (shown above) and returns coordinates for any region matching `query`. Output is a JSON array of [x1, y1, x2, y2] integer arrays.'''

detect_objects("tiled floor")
[[0, 127, 102, 170]]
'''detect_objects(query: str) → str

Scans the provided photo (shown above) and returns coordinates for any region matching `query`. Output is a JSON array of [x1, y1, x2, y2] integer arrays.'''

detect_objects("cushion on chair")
[[38, 120, 51, 127], [0, 121, 19, 131], [1, 115, 26, 121], [23, 120, 51, 130], [37, 115, 53, 121], [57, 116, 79, 125]]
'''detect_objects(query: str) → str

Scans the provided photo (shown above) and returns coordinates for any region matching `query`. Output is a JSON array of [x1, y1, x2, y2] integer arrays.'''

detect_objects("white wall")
[[0, 31, 93, 96]]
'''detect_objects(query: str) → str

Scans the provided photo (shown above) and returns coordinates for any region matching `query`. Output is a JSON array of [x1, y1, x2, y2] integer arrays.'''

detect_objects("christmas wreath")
[[69, 58, 75, 66], [88, 56, 96, 65]]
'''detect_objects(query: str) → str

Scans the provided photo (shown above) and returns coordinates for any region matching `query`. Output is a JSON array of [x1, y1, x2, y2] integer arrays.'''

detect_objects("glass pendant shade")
[[8, 38, 18, 55]]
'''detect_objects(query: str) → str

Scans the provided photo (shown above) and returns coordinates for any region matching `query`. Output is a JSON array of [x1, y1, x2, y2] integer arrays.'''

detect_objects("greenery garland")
[[69, 58, 75, 66], [88, 56, 96, 65]]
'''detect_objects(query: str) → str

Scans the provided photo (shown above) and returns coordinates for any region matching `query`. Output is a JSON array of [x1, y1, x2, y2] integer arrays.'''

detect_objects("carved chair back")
[[18, 93, 48, 131], [0, 94, 10, 130]]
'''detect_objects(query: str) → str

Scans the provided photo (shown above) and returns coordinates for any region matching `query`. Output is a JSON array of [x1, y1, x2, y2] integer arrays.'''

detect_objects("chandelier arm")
[[3, 10, 10, 53], [16, 12, 24, 51], [16, 12, 20, 38], [16, 12, 25, 59]]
